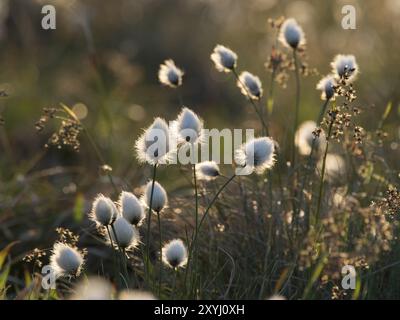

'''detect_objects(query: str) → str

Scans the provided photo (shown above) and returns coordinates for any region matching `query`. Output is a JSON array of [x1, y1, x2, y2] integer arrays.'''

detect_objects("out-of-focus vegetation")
[[0, 0, 399, 300]]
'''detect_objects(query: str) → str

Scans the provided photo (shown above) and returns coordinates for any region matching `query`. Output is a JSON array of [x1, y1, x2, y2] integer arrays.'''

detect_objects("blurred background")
[[0, 0, 399, 283]]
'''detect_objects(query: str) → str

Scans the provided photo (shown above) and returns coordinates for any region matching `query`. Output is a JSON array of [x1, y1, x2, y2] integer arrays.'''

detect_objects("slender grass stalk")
[[297, 99, 330, 227], [156, 210, 162, 297], [291, 49, 301, 169], [110, 223, 130, 288], [171, 269, 178, 300], [145, 164, 158, 287], [291, 49, 301, 217], [232, 69, 269, 135], [184, 173, 237, 297], [106, 225, 119, 282], [315, 114, 335, 224]]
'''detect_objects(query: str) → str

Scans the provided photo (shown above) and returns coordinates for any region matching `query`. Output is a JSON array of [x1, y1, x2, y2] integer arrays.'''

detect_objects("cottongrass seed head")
[[50, 242, 84, 278], [162, 239, 188, 269], [158, 59, 184, 88], [316, 74, 337, 101], [142, 180, 168, 213], [279, 18, 306, 49], [330, 54, 358, 82], [196, 161, 220, 181], [295, 121, 326, 156], [108, 217, 140, 250], [237, 71, 263, 100], [172, 107, 204, 145], [210, 44, 238, 72], [235, 137, 276, 174], [135, 117, 174, 165], [89, 194, 118, 227], [119, 191, 145, 226]]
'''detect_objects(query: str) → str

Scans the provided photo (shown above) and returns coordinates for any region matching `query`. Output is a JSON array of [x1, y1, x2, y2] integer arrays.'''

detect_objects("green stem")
[[157, 210, 162, 297], [145, 164, 158, 287], [291, 49, 301, 169], [297, 99, 330, 225], [315, 116, 334, 224], [184, 173, 237, 296]]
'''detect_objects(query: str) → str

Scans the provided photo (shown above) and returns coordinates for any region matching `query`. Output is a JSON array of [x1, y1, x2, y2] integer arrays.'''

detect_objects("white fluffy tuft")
[[210, 44, 238, 72], [162, 239, 188, 269]]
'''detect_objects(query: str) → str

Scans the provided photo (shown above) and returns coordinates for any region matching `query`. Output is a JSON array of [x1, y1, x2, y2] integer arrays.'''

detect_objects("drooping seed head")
[[196, 161, 220, 181], [237, 71, 263, 100], [278, 18, 306, 49], [330, 54, 358, 83], [135, 117, 175, 165], [295, 121, 326, 156], [234, 137, 276, 174], [316, 74, 337, 101], [89, 194, 118, 227], [142, 181, 168, 213], [210, 44, 238, 72], [162, 239, 188, 269], [50, 242, 84, 278], [119, 191, 145, 226], [171, 107, 204, 145], [108, 217, 140, 250], [158, 59, 184, 88]]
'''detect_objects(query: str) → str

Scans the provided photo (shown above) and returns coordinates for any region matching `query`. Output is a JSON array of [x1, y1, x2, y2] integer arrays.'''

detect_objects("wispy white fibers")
[[317, 153, 346, 182], [70, 277, 113, 300], [279, 18, 306, 49], [295, 121, 326, 156], [171, 107, 204, 145], [119, 191, 145, 226], [237, 71, 263, 100], [118, 290, 156, 300], [162, 239, 188, 269], [158, 59, 184, 88], [234, 137, 275, 174], [142, 181, 168, 213], [330, 54, 359, 82], [89, 194, 118, 227], [316, 75, 337, 101], [135, 117, 175, 165], [108, 217, 140, 250], [50, 242, 84, 278], [210, 44, 238, 72], [196, 161, 220, 181]]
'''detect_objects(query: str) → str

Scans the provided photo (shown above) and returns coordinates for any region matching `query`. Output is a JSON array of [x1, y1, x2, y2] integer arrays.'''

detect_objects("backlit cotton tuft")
[[237, 71, 263, 100], [234, 137, 275, 174], [316, 75, 336, 101], [143, 181, 168, 213], [119, 191, 145, 226], [196, 161, 220, 181], [210, 44, 238, 72], [279, 18, 306, 49], [330, 54, 358, 82], [89, 194, 117, 226], [108, 217, 140, 250], [135, 117, 174, 165], [162, 239, 188, 269], [172, 107, 204, 145], [50, 242, 84, 278], [158, 59, 184, 88]]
